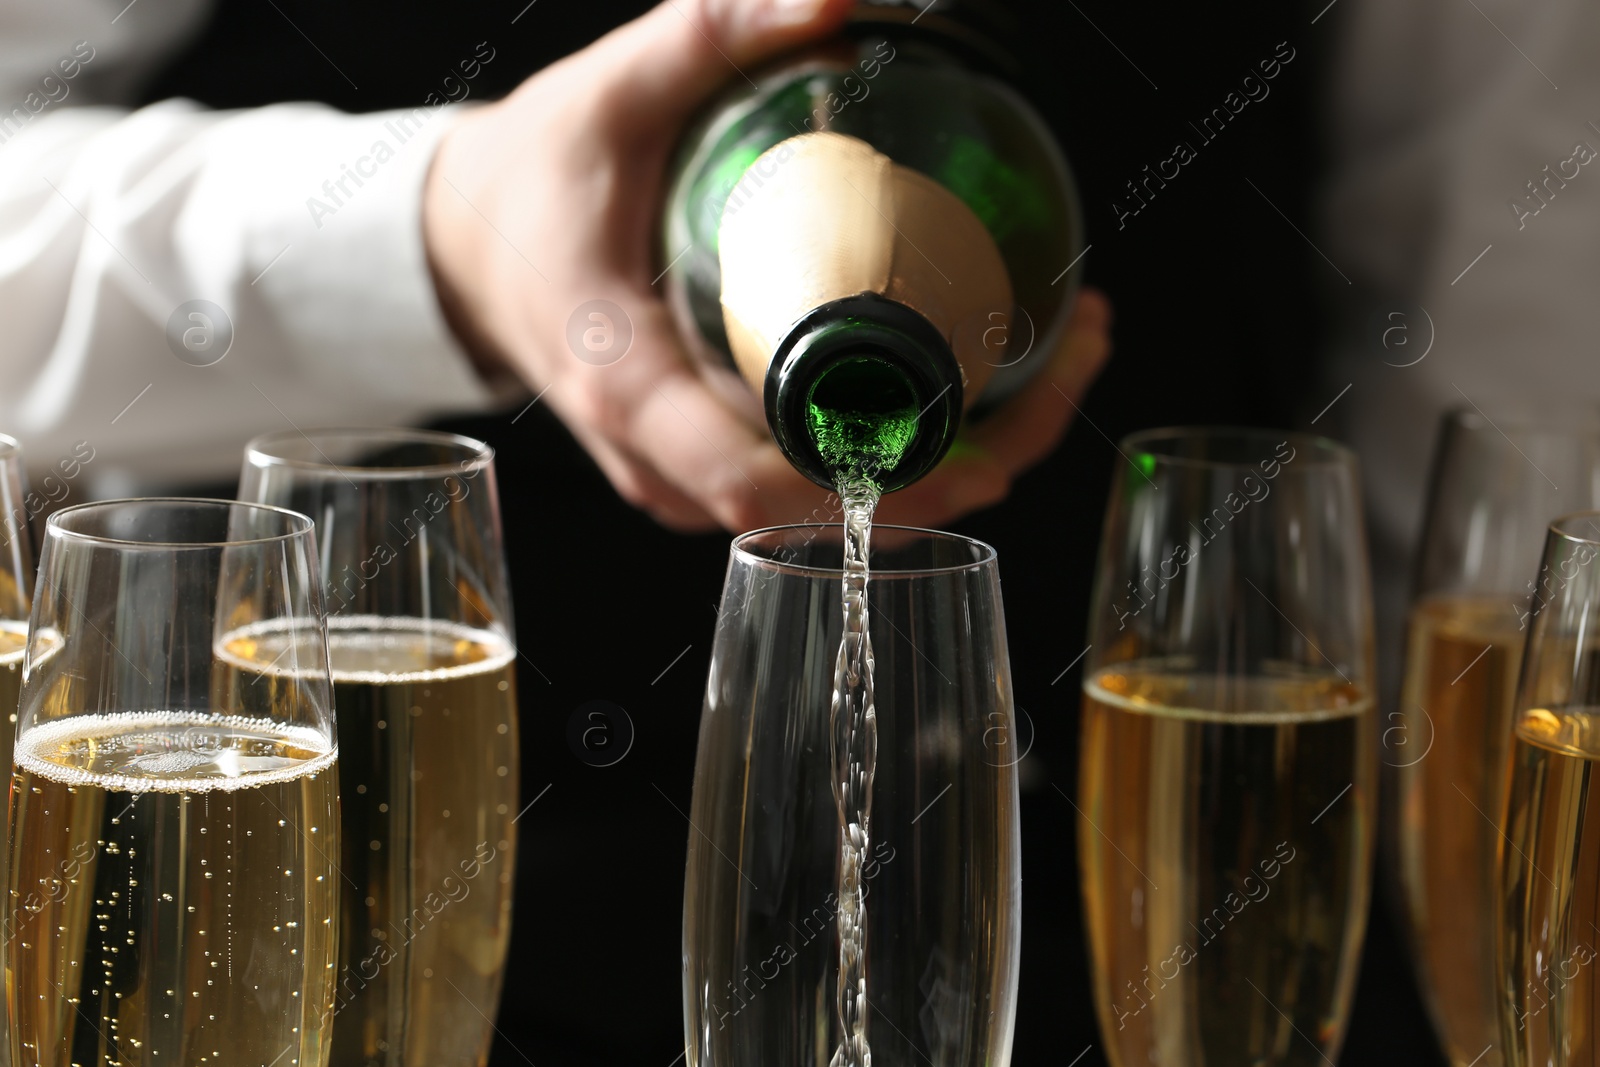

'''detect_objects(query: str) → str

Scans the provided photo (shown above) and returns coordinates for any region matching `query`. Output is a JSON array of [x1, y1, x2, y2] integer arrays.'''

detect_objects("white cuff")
[[237, 101, 492, 410]]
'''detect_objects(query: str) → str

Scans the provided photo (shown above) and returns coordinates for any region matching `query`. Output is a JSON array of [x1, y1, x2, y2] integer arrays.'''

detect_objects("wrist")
[[423, 105, 518, 387]]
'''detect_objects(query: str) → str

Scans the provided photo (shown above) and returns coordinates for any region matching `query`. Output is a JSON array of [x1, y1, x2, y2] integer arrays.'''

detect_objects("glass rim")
[[1548, 510, 1600, 548], [731, 523, 997, 579], [1445, 405, 1600, 438], [46, 497, 315, 549], [243, 427, 494, 480], [1120, 425, 1355, 470], [0, 433, 19, 460]]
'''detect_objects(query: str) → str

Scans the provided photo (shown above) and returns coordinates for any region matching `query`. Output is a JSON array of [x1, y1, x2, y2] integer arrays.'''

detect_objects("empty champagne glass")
[[6, 498, 339, 1067], [684, 525, 1020, 1067], [1079, 427, 1377, 1067], [1498, 511, 1600, 1066], [1391, 411, 1600, 1067], [239, 429, 518, 1067]]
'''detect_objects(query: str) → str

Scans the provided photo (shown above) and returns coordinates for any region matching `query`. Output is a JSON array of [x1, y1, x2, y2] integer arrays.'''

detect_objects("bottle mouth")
[[765, 295, 963, 492], [807, 356, 921, 479]]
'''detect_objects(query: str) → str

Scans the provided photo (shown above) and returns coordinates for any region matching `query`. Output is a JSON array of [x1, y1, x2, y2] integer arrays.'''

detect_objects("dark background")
[[145, 1, 1440, 1063]]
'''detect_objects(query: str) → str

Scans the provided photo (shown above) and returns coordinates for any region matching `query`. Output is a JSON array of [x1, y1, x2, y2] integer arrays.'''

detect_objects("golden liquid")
[[0, 622, 23, 1067], [0, 623, 60, 775], [5, 712, 339, 1067], [222, 617, 518, 1067], [1079, 665, 1375, 1067], [1500, 708, 1600, 1067], [1393, 596, 1524, 1067], [0, 620, 23, 776]]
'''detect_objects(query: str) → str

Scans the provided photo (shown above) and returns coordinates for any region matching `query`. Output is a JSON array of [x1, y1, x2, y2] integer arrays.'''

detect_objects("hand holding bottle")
[[424, 0, 1112, 531]]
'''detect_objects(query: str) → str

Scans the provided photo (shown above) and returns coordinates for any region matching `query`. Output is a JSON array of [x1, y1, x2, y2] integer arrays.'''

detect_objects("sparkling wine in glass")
[[1498, 511, 1600, 1066], [1078, 428, 1377, 1067], [0, 434, 36, 1067], [240, 429, 518, 1067], [6, 498, 340, 1067], [1392, 411, 1600, 1067]]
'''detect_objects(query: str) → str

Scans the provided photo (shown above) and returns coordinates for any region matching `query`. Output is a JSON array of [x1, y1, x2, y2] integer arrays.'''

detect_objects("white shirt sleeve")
[[0, 95, 501, 492]]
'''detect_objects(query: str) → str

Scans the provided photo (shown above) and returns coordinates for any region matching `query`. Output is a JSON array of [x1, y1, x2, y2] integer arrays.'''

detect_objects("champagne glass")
[[1079, 427, 1377, 1067], [1391, 411, 1600, 1067], [239, 428, 518, 1067], [1498, 511, 1600, 1066], [684, 525, 1020, 1066], [0, 435, 33, 1067], [0, 434, 32, 781], [5, 498, 339, 1067]]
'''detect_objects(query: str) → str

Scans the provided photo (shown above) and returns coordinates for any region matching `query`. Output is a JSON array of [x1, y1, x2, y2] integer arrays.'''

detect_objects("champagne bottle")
[[662, 0, 1084, 491]]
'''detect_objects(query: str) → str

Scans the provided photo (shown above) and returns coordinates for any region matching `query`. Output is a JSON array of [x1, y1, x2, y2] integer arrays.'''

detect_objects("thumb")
[[583, 0, 854, 135]]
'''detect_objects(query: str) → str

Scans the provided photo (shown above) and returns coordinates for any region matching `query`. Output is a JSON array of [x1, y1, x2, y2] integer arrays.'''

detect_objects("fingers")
[[581, 0, 854, 137], [626, 364, 830, 530], [544, 294, 833, 531], [876, 288, 1115, 529], [872, 444, 1011, 530], [587, 288, 1112, 533], [565, 422, 724, 532], [431, 0, 865, 533], [965, 287, 1114, 473]]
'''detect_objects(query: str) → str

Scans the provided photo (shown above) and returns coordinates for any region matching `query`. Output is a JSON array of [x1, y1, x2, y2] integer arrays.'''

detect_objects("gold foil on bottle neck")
[[716, 131, 1013, 406]]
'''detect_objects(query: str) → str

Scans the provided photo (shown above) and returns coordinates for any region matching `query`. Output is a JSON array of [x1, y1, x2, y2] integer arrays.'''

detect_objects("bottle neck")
[[765, 295, 963, 492]]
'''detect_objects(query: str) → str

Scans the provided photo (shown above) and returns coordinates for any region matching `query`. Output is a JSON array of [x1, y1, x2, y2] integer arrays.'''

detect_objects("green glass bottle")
[[662, 0, 1083, 492]]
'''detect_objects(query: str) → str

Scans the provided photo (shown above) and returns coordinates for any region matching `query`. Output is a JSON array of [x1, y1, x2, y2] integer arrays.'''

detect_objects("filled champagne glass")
[[0, 435, 35, 1067], [684, 525, 1020, 1067], [1078, 428, 1377, 1067], [5, 498, 339, 1067], [1498, 511, 1600, 1066], [239, 429, 518, 1067], [1392, 412, 1600, 1067]]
